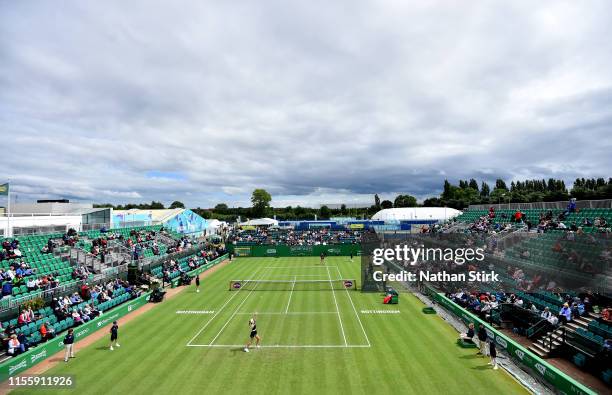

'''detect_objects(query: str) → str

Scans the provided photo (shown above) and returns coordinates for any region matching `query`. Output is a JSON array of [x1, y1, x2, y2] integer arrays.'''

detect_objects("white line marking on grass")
[[235, 311, 339, 315], [186, 265, 266, 346], [263, 274, 327, 278], [176, 310, 215, 314], [264, 266, 337, 269], [335, 266, 371, 347], [285, 276, 296, 314], [208, 267, 269, 346], [187, 344, 371, 348], [326, 265, 348, 347]]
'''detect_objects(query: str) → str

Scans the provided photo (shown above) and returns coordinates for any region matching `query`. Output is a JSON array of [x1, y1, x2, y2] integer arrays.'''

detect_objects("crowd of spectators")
[[161, 244, 226, 285], [0, 239, 22, 262], [228, 228, 362, 246], [0, 277, 142, 357], [449, 289, 594, 330]]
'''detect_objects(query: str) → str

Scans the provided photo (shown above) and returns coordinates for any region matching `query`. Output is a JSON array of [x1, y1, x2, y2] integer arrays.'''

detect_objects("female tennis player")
[[244, 314, 261, 352]]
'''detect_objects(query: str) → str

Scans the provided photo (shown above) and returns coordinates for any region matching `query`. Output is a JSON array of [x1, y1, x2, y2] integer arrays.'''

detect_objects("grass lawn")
[[12, 257, 528, 395]]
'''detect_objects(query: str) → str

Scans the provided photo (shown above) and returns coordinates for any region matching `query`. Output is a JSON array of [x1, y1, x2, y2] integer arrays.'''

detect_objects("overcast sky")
[[1, 1, 611, 208]]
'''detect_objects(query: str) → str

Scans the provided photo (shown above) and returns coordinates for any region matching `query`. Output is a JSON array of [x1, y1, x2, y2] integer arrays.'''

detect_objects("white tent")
[[372, 207, 461, 222], [239, 218, 279, 226], [207, 219, 223, 229]]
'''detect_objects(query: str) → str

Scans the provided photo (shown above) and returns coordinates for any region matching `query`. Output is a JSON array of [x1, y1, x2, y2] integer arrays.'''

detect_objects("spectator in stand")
[[17, 332, 30, 351], [2, 281, 13, 298], [80, 283, 90, 300], [564, 198, 577, 216], [7, 334, 21, 356], [70, 293, 82, 305], [604, 339, 611, 358], [540, 307, 552, 321], [72, 309, 83, 325], [17, 310, 29, 325], [513, 210, 523, 223], [559, 303, 572, 324]]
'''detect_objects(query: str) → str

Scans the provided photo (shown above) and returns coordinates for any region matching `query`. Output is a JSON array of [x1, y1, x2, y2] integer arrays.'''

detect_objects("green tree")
[[381, 200, 393, 209], [442, 179, 452, 200], [169, 201, 185, 209], [214, 203, 229, 214], [468, 179, 479, 191], [319, 205, 331, 219], [374, 194, 381, 209], [480, 182, 490, 197], [495, 179, 508, 190], [150, 201, 165, 209], [394, 194, 417, 207], [251, 189, 272, 217], [423, 197, 442, 207], [340, 204, 347, 215]]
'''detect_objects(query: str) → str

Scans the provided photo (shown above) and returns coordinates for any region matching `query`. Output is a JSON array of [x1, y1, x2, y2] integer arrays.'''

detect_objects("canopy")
[[239, 218, 279, 226]]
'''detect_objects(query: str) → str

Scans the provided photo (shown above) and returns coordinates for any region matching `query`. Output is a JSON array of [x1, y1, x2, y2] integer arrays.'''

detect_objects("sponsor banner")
[[229, 245, 360, 257], [425, 286, 596, 395], [0, 293, 150, 382]]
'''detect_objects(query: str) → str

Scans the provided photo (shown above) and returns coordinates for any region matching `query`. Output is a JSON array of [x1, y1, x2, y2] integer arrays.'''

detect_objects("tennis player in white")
[[244, 314, 261, 352]]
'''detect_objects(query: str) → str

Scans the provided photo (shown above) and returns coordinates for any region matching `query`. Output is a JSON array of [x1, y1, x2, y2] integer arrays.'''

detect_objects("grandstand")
[[429, 200, 612, 391], [0, 219, 226, 366]]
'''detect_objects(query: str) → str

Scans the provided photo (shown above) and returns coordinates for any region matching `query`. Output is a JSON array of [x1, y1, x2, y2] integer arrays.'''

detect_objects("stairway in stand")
[[528, 313, 595, 358]]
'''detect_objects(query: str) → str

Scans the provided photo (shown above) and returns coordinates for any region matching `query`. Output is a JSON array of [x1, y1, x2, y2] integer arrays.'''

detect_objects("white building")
[[0, 202, 111, 237]]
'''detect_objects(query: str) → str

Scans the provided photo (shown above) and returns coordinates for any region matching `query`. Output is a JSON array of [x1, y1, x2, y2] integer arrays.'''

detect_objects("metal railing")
[[527, 319, 551, 339], [468, 199, 612, 211], [543, 326, 566, 354], [139, 243, 206, 273], [0, 279, 87, 313]]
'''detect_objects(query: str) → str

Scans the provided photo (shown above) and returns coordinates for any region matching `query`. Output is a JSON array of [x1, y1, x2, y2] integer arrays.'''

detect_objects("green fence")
[[0, 292, 150, 381], [424, 287, 596, 395], [228, 244, 360, 257]]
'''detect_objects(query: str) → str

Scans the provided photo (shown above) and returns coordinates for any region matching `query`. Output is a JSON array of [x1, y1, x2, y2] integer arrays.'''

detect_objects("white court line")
[[208, 267, 269, 345], [264, 274, 327, 278], [186, 265, 266, 346], [285, 276, 296, 313], [335, 266, 371, 347], [187, 344, 371, 348], [264, 266, 337, 269], [326, 265, 348, 347], [235, 311, 338, 315]]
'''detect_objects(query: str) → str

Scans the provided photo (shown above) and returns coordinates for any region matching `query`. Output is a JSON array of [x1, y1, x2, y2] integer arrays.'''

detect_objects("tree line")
[[95, 177, 612, 221]]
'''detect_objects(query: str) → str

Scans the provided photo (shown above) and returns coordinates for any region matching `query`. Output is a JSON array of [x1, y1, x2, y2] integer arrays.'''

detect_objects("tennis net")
[[229, 279, 357, 291]]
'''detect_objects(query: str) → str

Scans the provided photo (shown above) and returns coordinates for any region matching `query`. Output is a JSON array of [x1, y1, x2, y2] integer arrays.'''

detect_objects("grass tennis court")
[[13, 257, 528, 395]]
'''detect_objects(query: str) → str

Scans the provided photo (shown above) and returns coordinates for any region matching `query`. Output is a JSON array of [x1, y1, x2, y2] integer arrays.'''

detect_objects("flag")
[[0, 183, 8, 196]]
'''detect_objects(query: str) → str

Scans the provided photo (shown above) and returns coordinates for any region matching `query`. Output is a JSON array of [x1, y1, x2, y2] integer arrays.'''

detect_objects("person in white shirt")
[[8, 335, 21, 355], [26, 278, 38, 291]]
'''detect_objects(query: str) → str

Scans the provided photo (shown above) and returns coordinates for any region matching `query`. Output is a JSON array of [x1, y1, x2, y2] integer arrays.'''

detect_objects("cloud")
[[1, 1, 611, 208]]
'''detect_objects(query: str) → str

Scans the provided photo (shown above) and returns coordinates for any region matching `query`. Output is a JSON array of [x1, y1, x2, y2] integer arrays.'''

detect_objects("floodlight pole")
[[6, 179, 10, 238]]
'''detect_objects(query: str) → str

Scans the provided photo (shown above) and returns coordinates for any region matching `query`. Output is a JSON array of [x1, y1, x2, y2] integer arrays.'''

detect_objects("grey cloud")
[[1, 1, 611, 208]]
